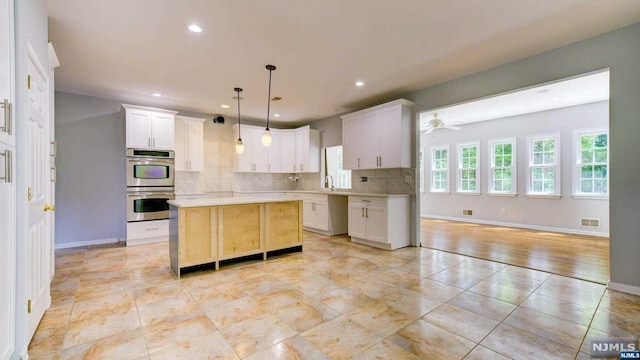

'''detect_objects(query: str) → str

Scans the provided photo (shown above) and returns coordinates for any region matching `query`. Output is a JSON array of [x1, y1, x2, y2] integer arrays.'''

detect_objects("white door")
[[360, 112, 380, 169], [125, 110, 151, 149], [365, 205, 388, 243], [348, 203, 367, 238], [280, 131, 296, 172], [151, 113, 175, 150], [0, 0, 15, 358], [26, 51, 51, 340], [342, 118, 360, 170]]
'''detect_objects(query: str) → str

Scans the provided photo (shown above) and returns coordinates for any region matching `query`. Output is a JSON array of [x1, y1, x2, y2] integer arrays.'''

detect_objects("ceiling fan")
[[422, 113, 461, 134]]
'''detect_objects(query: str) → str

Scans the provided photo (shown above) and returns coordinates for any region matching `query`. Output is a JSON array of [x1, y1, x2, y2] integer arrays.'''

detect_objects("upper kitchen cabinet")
[[123, 104, 178, 150], [175, 115, 205, 171], [341, 99, 414, 170], [294, 126, 320, 173], [233, 124, 319, 173]]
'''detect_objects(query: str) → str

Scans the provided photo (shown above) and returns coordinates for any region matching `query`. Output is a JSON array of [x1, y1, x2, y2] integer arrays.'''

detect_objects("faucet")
[[325, 175, 334, 191]]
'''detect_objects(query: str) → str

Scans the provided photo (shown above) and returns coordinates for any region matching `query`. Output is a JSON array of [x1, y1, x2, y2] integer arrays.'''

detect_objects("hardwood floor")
[[420, 219, 610, 284]]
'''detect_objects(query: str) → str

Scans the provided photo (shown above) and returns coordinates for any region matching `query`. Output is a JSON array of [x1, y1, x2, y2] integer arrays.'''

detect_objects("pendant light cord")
[[265, 65, 276, 130], [234, 87, 243, 141]]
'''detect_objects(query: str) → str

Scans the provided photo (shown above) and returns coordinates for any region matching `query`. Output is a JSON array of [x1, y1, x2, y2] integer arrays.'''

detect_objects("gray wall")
[[421, 101, 609, 235], [310, 116, 342, 148], [54, 93, 126, 245]]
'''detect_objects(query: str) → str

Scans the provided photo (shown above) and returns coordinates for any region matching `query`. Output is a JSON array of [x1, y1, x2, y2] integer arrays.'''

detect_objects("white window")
[[430, 146, 449, 192], [323, 146, 351, 189], [419, 148, 425, 193], [489, 138, 516, 195], [457, 142, 479, 194], [574, 129, 608, 197], [527, 134, 560, 196]]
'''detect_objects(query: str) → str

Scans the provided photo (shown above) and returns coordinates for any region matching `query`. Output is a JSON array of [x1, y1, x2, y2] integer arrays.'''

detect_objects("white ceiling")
[[419, 70, 610, 129], [44, 1, 640, 125]]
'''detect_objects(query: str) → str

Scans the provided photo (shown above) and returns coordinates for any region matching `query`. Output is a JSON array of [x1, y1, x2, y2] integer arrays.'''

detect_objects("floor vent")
[[581, 218, 600, 228]]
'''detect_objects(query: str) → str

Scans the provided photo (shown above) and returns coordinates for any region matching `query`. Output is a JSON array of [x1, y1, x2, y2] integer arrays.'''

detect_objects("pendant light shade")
[[234, 87, 244, 154], [262, 64, 276, 147]]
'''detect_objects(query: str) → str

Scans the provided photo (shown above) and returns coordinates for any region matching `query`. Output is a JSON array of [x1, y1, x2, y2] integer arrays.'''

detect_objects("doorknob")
[[44, 204, 55, 212]]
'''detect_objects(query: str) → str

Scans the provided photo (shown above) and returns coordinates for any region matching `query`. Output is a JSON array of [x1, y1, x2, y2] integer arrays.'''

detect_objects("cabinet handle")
[[366, 208, 369, 218], [1, 99, 11, 135], [268, 164, 271, 172], [148, 137, 151, 148], [361, 207, 364, 217], [146, 228, 159, 231], [379, 156, 382, 166], [0, 149, 11, 183], [293, 164, 296, 172], [358, 158, 360, 168]]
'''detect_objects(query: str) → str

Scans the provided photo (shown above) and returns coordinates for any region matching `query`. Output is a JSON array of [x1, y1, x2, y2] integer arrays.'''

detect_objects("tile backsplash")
[[175, 120, 415, 195]]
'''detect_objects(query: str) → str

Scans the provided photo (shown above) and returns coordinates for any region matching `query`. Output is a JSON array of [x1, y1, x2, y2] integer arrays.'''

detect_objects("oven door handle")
[[128, 193, 175, 197], [127, 158, 175, 165]]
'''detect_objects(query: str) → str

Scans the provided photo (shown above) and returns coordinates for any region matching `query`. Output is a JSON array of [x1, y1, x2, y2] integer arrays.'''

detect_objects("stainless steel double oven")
[[126, 149, 175, 222]]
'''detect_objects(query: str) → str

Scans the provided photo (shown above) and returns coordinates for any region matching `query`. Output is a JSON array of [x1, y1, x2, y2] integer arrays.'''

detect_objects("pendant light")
[[234, 87, 244, 154], [262, 64, 276, 147]]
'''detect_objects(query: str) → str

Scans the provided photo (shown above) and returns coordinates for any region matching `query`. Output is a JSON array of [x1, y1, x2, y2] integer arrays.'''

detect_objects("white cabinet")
[[126, 219, 169, 246], [123, 104, 178, 150], [233, 125, 319, 173], [292, 193, 348, 236], [175, 116, 205, 171], [341, 99, 413, 170], [302, 194, 329, 231], [0, 142, 15, 360], [295, 126, 320, 173], [348, 195, 409, 250]]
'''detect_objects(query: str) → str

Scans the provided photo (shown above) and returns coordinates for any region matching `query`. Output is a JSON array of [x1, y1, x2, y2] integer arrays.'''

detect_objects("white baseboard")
[[420, 214, 609, 237], [126, 236, 168, 247], [54, 237, 120, 250], [608, 281, 640, 296]]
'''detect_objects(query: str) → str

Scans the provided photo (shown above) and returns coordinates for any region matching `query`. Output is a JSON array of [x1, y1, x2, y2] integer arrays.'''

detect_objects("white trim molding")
[[420, 214, 609, 237], [608, 281, 640, 296]]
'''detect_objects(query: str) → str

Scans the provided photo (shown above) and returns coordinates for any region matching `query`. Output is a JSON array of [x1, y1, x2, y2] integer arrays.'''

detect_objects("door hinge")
[[27, 299, 32, 314], [28, 187, 32, 201], [27, 75, 31, 89]]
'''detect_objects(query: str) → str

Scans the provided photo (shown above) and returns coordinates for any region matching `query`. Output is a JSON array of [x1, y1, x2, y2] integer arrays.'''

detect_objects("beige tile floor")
[[30, 232, 640, 359]]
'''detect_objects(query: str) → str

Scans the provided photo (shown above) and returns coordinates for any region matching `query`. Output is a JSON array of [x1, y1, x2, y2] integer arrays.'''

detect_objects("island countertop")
[[168, 196, 300, 208]]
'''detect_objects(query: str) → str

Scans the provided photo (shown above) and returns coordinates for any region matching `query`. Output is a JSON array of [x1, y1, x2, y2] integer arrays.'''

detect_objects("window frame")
[[419, 148, 425, 193], [488, 137, 517, 196], [573, 128, 609, 199], [430, 145, 450, 193], [526, 133, 561, 198], [456, 141, 480, 195]]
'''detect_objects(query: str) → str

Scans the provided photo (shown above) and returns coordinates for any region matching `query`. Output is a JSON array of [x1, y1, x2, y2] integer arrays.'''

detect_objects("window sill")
[[487, 193, 517, 197], [457, 192, 481, 196], [429, 191, 451, 195], [572, 194, 609, 200], [525, 194, 561, 199]]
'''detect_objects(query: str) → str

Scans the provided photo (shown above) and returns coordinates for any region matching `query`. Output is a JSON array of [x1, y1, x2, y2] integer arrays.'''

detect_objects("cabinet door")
[[151, 113, 175, 150], [313, 201, 329, 231], [302, 199, 314, 228], [236, 126, 253, 172], [359, 112, 380, 169], [265, 202, 302, 250], [126, 110, 152, 149], [348, 203, 367, 238], [174, 118, 187, 171], [267, 131, 281, 172], [180, 207, 216, 267], [185, 120, 203, 171], [295, 128, 309, 172], [280, 131, 297, 172], [379, 105, 404, 168], [250, 129, 268, 172], [365, 205, 388, 243], [219, 204, 262, 259], [0, 142, 15, 360], [342, 118, 360, 170]]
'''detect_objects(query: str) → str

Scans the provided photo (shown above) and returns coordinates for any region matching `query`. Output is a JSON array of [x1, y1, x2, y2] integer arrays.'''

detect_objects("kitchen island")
[[167, 196, 303, 277]]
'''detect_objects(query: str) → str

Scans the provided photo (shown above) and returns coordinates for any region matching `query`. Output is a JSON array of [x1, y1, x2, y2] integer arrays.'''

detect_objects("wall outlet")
[[501, 207, 506, 214], [463, 209, 473, 215], [360, 177, 368, 182]]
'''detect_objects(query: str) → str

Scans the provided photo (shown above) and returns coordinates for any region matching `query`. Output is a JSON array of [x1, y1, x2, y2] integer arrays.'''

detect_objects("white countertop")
[[168, 196, 301, 208], [234, 190, 410, 198]]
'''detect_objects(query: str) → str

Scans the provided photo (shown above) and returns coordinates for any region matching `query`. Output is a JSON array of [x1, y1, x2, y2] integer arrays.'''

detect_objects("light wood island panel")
[[169, 197, 302, 277]]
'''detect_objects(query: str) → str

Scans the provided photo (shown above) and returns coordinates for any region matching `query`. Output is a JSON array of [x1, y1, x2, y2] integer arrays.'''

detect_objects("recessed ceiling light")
[[355, 81, 365, 87], [188, 24, 202, 33], [151, 92, 162, 97], [220, 104, 230, 109], [274, 114, 281, 118]]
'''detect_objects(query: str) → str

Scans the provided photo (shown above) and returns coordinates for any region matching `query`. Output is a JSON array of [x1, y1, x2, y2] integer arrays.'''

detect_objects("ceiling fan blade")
[[443, 125, 461, 131], [423, 127, 434, 134]]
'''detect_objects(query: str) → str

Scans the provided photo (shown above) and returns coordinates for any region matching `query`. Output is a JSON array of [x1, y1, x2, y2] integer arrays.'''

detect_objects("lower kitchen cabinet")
[[178, 207, 216, 268], [265, 201, 303, 251], [348, 195, 409, 250], [297, 193, 348, 236], [218, 204, 262, 260], [126, 219, 169, 246]]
